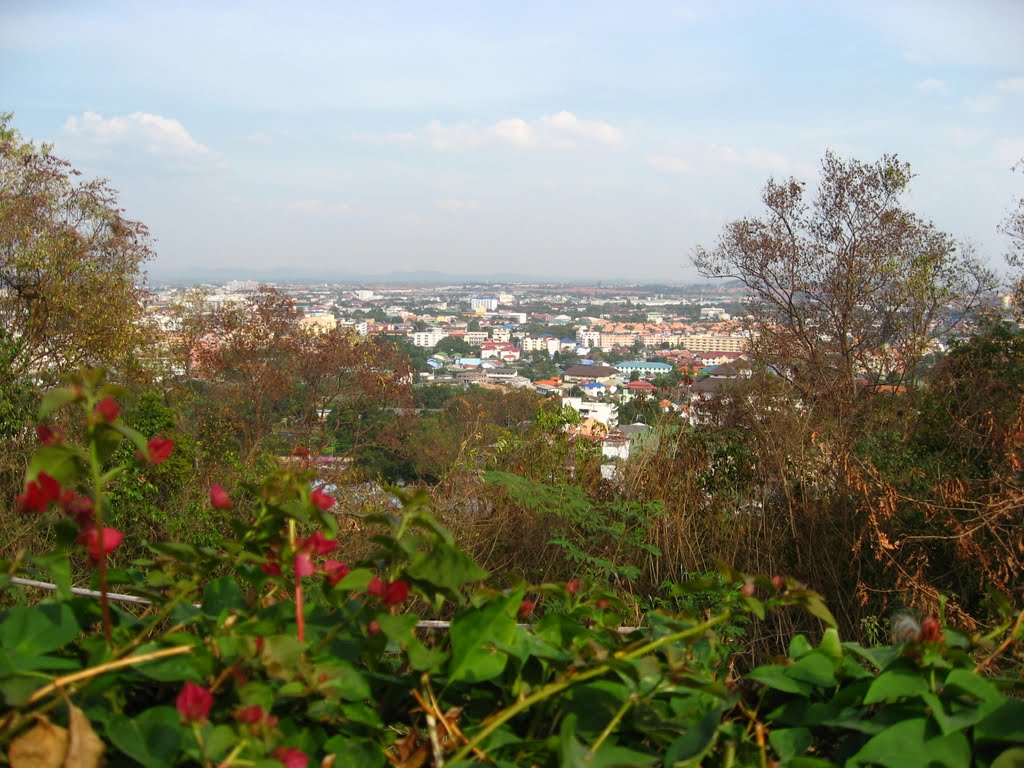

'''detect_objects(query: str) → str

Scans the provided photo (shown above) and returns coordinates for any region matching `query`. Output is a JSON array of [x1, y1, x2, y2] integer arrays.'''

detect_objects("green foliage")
[[2, 374, 1024, 766]]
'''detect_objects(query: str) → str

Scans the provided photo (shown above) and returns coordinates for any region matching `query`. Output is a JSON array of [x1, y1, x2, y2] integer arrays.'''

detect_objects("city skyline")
[[2, 0, 1023, 281]]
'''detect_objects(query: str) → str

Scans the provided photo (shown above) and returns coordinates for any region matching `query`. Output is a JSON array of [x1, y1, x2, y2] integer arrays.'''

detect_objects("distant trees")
[[693, 151, 993, 415], [1001, 160, 1024, 305]]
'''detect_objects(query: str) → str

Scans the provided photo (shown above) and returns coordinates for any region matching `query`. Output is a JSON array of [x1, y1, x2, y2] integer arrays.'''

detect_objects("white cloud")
[[649, 145, 791, 177], [647, 153, 692, 175], [916, 78, 946, 92], [416, 111, 624, 152], [246, 132, 273, 145], [436, 198, 482, 212], [283, 200, 351, 215], [63, 112, 210, 157], [998, 77, 1024, 94]]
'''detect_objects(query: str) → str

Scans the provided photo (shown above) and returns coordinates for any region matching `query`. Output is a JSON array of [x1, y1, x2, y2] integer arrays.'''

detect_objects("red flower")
[[36, 425, 63, 445], [323, 559, 350, 586], [565, 579, 582, 596], [272, 746, 309, 768], [518, 599, 535, 619], [16, 472, 62, 513], [209, 484, 233, 510], [366, 577, 387, 598], [921, 616, 942, 644], [235, 705, 264, 724], [64, 494, 95, 530], [176, 681, 213, 723], [367, 619, 381, 635], [79, 527, 124, 559], [311, 487, 335, 511], [145, 436, 175, 464], [94, 397, 120, 423], [299, 531, 337, 556], [261, 557, 282, 577], [382, 580, 409, 607], [293, 551, 315, 579]]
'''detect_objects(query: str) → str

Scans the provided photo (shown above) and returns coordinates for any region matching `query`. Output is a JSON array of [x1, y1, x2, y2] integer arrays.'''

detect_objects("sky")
[[2, 1, 1023, 283]]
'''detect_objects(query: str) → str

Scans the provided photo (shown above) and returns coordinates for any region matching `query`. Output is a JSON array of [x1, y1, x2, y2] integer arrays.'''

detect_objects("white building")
[[470, 295, 499, 312], [464, 331, 489, 346], [411, 329, 448, 348], [562, 397, 619, 428]]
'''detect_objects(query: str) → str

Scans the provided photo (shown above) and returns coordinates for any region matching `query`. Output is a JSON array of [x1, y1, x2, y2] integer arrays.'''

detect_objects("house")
[[563, 364, 620, 383], [562, 396, 619, 428], [621, 379, 657, 401], [614, 361, 674, 380]]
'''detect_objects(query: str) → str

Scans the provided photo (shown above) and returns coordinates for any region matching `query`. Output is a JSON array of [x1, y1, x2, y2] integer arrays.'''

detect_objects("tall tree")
[[693, 152, 992, 415], [0, 114, 155, 380], [1001, 160, 1024, 306]]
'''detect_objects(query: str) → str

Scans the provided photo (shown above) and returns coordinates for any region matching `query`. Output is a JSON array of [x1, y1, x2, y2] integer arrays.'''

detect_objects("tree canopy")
[[0, 114, 155, 380], [693, 151, 993, 412]]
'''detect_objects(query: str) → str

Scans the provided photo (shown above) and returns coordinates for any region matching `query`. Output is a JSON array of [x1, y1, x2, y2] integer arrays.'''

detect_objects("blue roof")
[[582, 381, 604, 389], [560, 338, 575, 343]]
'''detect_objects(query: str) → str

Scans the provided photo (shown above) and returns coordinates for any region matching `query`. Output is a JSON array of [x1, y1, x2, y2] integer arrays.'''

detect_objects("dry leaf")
[[65, 705, 104, 768], [8, 715, 68, 768]]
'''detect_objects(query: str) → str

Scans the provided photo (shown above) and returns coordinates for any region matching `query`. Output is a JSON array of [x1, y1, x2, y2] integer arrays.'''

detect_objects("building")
[[411, 329, 448, 348], [680, 334, 748, 353], [614, 361, 674, 380], [470, 295, 499, 312], [562, 396, 618, 428], [563, 364, 621, 383], [464, 331, 489, 346]]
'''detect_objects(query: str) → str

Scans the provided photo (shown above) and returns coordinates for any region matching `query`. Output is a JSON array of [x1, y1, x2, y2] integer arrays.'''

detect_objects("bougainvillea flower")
[[176, 681, 213, 722], [366, 577, 387, 598], [36, 425, 64, 445], [272, 746, 309, 768], [235, 704, 264, 724], [310, 487, 335, 511], [209, 484, 233, 510], [293, 550, 315, 579], [299, 531, 337, 556], [261, 555, 282, 576], [323, 559, 350, 586], [94, 396, 120, 422], [79, 527, 124, 559], [145, 436, 175, 464], [16, 472, 62, 513], [382, 580, 410, 607]]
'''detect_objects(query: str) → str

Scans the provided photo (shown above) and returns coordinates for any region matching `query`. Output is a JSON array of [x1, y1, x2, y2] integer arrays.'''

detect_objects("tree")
[[0, 115, 155, 381], [693, 152, 993, 415], [1001, 160, 1024, 306], [435, 336, 473, 356]]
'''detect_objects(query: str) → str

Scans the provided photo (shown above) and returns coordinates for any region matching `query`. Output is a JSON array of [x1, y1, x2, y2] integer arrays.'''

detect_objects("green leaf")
[[33, 553, 72, 601], [201, 577, 247, 618], [942, 668, 1002, 704], [558, 715, 657, 768], [976, 699, 1024, 744], [747, 664, 813, 696], [407, 540, 488, 599], [260, 634, 304, 681], [312, 660, 371, 701], [0, 603, 80, 656], [818, 628, 842, 661], [106, 706, 183, 768], [664, 707, 722, 766], [27, 444, 82, 485], [38, 386, 80, 419], [863, 666, 930, 704], [787, 651, 837, 688], [332, 567, 374, 591], [992, 747, 1024, 768], [447, 590, 520, 684], [323, 736, 387, 768], [848, 718, 970, 768], [769, 727, 813, 762]]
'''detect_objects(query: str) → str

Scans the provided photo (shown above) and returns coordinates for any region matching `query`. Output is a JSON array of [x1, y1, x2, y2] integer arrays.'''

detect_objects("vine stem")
[[89, 438, 112, 645], [26, 645, 192, 705], [974, 607, 1024, 673], [289, 519, 305, 643], [590, 694, 635, 754], [448, 611, 730, 764]]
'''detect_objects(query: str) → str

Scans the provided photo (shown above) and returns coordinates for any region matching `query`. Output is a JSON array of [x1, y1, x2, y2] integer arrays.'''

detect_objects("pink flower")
[[299, 531, 337, 556], [366, 577, 387, 598], [94, 397, 120, 423], [311, 487, 335, 511], [323, 560, 350, 586], [261, 558, 282, 577], [518, 599, 535, 619], [235, 705, 264, 724], [382, 580, 409, 607], [209, 484, 233, 510], [36, 425, 63, 445], [146, 436, 175, 464], [16, 472, 61, 514], [293, 551, 315, 579], [176, 681, 213, 722], [565, 579, 582, 596], [272, 746, 309, 768], [79, 527, 124, 560]]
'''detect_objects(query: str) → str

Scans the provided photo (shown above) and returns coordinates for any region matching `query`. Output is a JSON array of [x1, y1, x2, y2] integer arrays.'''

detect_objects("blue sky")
[[2, 1, 1022, 282]]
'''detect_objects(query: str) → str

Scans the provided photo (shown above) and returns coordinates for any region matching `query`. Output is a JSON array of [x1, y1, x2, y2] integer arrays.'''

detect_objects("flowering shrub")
[[1, 371, 1023, 766]]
